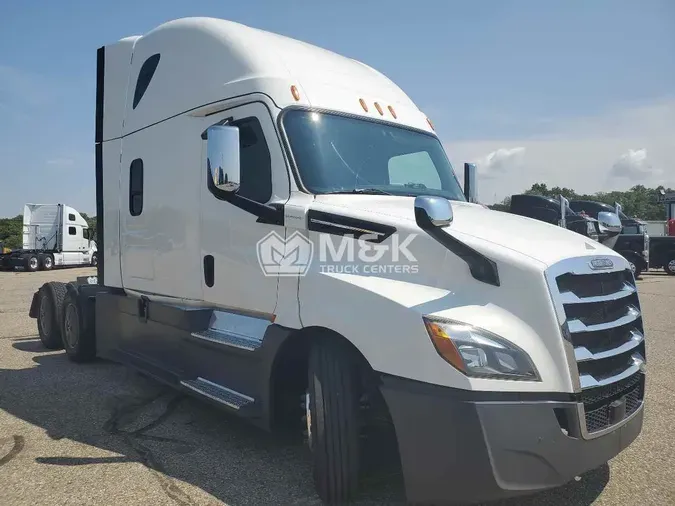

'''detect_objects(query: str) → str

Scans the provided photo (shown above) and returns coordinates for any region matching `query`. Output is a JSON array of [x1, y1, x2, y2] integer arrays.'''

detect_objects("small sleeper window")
[[133, 54, 161, 109], [68, 213, 76, 221], [68, 226, 77, 236], [129, 159, 144, 216]]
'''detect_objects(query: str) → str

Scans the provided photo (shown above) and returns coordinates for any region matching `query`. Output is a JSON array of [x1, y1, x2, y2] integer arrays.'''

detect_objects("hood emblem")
[[589, 257, 614, 270]]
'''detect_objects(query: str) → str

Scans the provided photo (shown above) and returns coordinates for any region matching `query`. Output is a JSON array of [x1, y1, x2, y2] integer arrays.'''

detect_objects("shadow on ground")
[[1, 338, 609, 506]]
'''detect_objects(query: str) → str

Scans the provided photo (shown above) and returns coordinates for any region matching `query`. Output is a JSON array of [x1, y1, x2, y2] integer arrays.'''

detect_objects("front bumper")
[[380, 375, 644, 505]]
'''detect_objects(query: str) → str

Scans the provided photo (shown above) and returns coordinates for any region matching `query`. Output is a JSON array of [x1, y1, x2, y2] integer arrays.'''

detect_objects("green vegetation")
[[488, 184, 672, 221], [0, 213, 96, 250]]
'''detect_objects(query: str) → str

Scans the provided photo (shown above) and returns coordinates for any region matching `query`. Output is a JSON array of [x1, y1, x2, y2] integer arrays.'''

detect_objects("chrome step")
[[191, 328, 262, 351], [180, 377, 254, 410]]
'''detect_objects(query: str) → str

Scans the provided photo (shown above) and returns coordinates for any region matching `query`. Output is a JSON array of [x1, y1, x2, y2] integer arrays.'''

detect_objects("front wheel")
[[91, 252, 98, 266], [665, 257, 675, 275], [307, 338, 361, 504]]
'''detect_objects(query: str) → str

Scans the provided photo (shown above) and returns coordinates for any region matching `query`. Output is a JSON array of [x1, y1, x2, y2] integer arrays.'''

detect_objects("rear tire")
[[40, 254, 54, 271], [25, 254, 39, 272], [61, 287, 97, 362], [37, 282, 67, 349], [308, 337, 361, 504], [91, 252, 98, 267]]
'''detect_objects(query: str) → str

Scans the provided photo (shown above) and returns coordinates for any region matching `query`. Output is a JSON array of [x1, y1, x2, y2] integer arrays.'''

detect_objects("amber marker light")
[[290, 85, 301, 101], [426, 117, 435, 130], [423, 318, 466, 373], [374, 102, 384, 116], [388, 105, 397, 119], [359, 98, 369, 112]]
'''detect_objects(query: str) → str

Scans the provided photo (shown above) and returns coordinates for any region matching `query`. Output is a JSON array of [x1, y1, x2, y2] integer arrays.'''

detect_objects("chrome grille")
[[546, 260, 646, 439]]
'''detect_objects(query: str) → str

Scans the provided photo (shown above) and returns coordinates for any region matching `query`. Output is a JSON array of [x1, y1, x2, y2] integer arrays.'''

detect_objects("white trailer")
[[29, 17, 645, 505], [0, 203, 97, 271]]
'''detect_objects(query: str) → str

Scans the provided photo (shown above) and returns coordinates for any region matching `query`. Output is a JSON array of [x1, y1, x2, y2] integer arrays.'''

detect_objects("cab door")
[[200, 102, 289, 318]]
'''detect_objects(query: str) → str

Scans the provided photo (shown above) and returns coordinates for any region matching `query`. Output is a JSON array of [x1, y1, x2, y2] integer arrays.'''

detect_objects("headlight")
[[423, 317, 540, 381]]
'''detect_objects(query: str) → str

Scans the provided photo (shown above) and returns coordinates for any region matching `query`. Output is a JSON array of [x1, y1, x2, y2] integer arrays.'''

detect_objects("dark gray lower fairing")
[[380, 374, 644, 505], [94, 291, 292, 431]]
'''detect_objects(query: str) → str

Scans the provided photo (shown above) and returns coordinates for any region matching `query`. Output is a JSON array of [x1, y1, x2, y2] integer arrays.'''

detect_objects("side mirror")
[[463, 162, 477, 202], [207, 125, 240, 193], [597, 211, 622, 235], [414, 196, 453, 229]]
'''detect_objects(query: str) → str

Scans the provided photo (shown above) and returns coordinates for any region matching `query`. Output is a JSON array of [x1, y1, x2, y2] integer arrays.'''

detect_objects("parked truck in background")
[[28, 18, 645, 505], [569, 200, 650, 278], [570, 199, 675, 276], [508, 194, 622, 248], [0, 203, 97, 271]]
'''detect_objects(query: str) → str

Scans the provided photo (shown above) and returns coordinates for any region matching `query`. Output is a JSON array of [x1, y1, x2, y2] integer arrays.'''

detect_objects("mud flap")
[[28, 290, 41, 319]]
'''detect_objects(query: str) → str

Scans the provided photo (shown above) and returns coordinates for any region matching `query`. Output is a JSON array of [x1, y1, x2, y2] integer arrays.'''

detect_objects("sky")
[[1, 0, 674, 216]]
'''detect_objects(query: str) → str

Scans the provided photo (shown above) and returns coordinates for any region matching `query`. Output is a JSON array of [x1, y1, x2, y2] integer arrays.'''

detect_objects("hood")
[[312, 195, 619, 267]]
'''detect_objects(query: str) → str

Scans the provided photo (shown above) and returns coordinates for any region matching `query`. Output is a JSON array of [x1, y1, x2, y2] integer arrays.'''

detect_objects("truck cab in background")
[[508, 193, 623, 248], [569, 200, 650, 278], [28, 17, 646, 506], [0, 204, 97, 272], [570, 199, 675, 276]]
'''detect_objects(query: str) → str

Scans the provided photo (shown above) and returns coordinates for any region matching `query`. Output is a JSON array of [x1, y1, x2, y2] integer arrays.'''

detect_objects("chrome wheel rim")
[[64, 304, 79, 348], [44, 257, 52, 268], [669, 259, 675, 272], [29, 257, 38, 270], [305, 392, 313, 451], [630, 262, 636, 274], [39, 295, 51, 336]]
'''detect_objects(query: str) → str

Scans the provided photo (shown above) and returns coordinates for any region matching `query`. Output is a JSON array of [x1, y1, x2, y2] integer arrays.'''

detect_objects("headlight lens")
[[423, 317, 540, 381]]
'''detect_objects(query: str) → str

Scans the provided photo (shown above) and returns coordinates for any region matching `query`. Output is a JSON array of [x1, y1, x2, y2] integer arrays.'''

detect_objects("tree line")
[[488, 184, 672, 221], [0, 213, 96, 250]]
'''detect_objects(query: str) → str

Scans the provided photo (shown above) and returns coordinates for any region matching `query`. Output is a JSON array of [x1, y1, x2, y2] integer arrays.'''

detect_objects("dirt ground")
[[0, 267, 673, 505]]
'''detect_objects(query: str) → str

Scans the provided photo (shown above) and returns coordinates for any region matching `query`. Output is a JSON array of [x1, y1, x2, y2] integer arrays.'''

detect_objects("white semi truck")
[[29, 17, 645, 505], [0, 203, 97, 271]]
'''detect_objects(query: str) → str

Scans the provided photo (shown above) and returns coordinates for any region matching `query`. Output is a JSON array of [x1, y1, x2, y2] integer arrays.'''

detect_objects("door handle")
[[203, 255, 214, 287]]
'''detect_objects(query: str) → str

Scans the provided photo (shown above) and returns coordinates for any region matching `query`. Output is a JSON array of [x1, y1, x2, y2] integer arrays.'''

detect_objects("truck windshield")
[[282, 109, 466, 201]]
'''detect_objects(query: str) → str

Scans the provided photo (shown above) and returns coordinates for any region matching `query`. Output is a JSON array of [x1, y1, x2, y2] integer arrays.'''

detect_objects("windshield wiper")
[[322, 188, 393, 196]]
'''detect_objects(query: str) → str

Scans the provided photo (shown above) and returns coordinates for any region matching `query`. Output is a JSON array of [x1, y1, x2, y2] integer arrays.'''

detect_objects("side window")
[[229, 117, 272, 203], [133, 54, 161, 109], [68, 226, 77, 236], [129, 159, 144, 216], [388, 151, 441, 190], [68, 213, 76, 221]]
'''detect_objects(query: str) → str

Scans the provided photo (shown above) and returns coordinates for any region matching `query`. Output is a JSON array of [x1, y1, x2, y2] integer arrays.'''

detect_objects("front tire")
[[665, 257, 675, 275], [308, 338, 361, 504], [91, 252, 98, 267], [61, 287, 97, 362], [37, 282, 67, 349]]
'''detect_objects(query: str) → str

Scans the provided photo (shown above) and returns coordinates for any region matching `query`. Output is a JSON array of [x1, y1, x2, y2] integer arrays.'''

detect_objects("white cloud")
[[481, 147, 526, 176], [609, 148, 662, 182], [446, 97, 675, 203]]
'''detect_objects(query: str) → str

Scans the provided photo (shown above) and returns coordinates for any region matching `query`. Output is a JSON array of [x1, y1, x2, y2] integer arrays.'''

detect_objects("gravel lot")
[[0, 267, 673, 505]]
